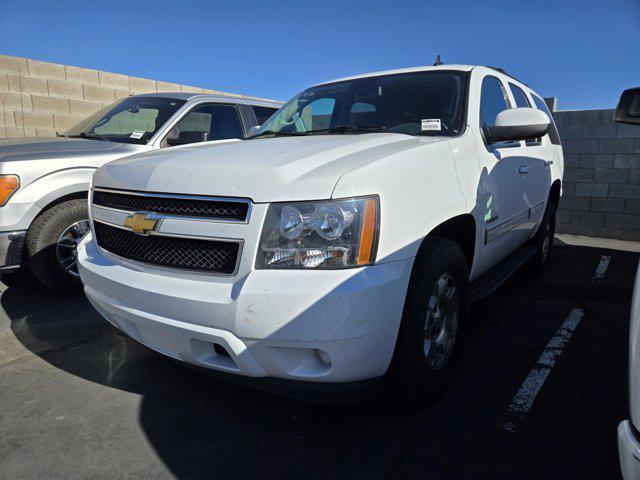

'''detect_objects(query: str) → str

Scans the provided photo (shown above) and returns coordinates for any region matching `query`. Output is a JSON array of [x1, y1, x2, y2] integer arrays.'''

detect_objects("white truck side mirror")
[[484, 107, 550, 144]]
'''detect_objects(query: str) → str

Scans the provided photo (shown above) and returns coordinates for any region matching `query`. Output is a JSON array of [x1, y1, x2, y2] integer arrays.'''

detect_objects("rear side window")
[[509, 83, 540, 145], [480, 76, 510, 127], [509, 83, 531, 108], [252, 106, 278, 125], [531, 94, 561, 145]]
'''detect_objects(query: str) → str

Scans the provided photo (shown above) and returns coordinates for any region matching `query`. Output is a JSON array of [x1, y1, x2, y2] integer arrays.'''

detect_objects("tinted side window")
[[166, 103, 243, 146], [480, 76, 510, 127], [348, 101, 380, 128], [509, 83, 531, 108], [532, 94, 561, 145], [508, 83, 540, 145], [300, 97, 335, 131], [252, 106, 277, 125]]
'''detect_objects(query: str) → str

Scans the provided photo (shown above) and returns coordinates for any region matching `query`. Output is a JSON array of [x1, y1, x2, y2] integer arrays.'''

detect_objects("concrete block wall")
[[0, 54, 270, 139], [554, 109, 640, 241]]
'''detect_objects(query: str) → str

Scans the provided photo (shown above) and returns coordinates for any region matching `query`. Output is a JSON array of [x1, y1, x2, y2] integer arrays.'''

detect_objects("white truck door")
[[475, 75, 531, 271], [506, 84, 554, 234]]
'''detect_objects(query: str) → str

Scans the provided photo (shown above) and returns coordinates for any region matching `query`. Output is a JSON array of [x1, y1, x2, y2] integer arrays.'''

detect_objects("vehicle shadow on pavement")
[[1, 243, 637, 479]]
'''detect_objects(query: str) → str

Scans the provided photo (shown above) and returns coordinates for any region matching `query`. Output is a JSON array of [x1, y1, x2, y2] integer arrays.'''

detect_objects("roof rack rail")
[[486, 66, 529, 87]]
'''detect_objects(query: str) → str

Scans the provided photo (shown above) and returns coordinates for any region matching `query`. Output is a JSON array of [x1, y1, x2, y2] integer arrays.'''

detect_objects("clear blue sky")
[[1, 0, 638, 111]]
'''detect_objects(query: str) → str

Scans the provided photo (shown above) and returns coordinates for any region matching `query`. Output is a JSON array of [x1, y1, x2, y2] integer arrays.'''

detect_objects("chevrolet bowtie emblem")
[[124, 213, 158, 235]]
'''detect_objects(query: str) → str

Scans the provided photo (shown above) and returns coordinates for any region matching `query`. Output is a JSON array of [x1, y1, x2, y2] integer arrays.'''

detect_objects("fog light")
[[317, 349, 332, 366]]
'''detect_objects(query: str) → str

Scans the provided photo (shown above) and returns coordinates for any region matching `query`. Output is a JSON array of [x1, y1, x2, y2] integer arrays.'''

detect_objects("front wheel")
[[26, 199, 90, 293], [389, 236, 469, 403]]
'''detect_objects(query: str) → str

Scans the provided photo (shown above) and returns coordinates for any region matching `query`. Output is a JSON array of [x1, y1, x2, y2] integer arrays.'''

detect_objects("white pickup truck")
[[0, 93, 280, 291], [78, 64, 563, 402]]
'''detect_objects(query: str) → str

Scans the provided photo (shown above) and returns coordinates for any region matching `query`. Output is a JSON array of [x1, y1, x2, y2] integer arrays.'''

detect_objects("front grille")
[[93, 190, 249, 221], [94, 222, 240, 274]]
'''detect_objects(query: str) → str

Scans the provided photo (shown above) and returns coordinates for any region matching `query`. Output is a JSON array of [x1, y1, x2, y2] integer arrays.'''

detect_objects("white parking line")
[[592, 255, 612, 282], [503, 308, 584, 432]]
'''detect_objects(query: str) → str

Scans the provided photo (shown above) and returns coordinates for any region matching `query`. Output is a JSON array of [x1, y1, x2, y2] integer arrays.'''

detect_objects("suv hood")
[[94, 134, 444, 202], [0, 137, 138, 162]]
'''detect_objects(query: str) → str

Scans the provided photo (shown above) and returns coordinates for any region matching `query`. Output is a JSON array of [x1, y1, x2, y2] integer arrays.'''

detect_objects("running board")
[[470, 245, 536, 302]]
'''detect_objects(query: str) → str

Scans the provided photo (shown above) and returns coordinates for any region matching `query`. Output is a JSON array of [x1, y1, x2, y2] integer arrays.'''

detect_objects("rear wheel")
[[527, 201, 556, 277], [26, 199, 89, 293], [390, 236, 469, 403]]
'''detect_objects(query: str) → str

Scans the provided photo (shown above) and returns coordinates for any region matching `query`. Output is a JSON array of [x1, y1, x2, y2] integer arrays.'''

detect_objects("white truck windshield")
[[253, 70, 467, 138], [64, 97, 186, 144]]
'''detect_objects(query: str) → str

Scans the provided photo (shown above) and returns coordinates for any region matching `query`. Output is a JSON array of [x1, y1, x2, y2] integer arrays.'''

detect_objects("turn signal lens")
[[0, 175, 19, 206], [357, 198, 377, 265]]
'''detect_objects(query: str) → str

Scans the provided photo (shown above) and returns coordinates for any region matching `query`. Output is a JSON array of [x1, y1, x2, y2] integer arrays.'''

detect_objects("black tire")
[[526, 201, 556, 277], [25, 198, 88, 293], [390, 236, 469, 403]]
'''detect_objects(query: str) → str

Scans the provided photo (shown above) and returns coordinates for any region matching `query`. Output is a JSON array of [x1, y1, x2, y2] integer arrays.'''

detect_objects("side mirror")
[[166, 131, 209, 147], [483, 107, 550, 144], [614, 88, 640, 125], [248, 125, 261, 137]]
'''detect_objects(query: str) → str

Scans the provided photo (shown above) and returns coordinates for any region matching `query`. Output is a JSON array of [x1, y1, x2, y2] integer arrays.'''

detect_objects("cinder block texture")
[[0, 54, 272, 143], [554, 108, 640, 241]]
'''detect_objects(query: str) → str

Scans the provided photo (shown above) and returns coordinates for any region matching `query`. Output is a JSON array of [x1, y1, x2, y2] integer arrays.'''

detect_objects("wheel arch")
[[422, 213, 476, 272], [549, 179, 561, 210], [10, 168, 94, 230], [28, 190, 89, 229]]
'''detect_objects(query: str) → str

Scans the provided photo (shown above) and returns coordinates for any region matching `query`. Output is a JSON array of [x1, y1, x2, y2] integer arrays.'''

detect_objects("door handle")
[[519, 165, 530, 174], [543, 160, 554, 167]]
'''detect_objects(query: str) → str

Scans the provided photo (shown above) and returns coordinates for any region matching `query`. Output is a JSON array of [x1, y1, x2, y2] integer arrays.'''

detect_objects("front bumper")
[[0, 230, 26, 270], [619, 421, 640, 479], [78, 233, 412, 384]]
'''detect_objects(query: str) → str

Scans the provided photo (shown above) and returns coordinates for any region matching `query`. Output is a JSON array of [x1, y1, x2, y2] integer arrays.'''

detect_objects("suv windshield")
[[64, 96, 186, 145], [252, 70, 467, 138]]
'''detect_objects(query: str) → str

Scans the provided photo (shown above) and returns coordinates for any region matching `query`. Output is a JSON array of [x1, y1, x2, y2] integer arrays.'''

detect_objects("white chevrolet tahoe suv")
[[0, 93, 280, 291], [78, 65, 563, 402]]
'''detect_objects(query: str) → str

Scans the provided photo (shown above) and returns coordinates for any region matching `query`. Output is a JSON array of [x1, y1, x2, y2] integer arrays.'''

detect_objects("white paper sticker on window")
[[421, 119, 441, 131], [130, 130, 145, 139]]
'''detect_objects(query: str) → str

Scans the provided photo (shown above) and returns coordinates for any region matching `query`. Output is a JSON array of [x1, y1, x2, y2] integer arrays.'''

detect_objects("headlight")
[[256, 196, 379, 269], [0, 175, 19, 206]]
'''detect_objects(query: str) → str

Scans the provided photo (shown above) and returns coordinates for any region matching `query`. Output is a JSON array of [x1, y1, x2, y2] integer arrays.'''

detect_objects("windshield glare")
[[255, 70, 467, 138], [64, 97, 186, 144]]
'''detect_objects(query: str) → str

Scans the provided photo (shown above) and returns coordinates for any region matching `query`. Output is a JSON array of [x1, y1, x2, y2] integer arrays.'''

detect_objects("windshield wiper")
[[308, 125, 389, 134], [249, 130, 311, 139], [67, 132, 111, 142], [249, 125, 390, 139]]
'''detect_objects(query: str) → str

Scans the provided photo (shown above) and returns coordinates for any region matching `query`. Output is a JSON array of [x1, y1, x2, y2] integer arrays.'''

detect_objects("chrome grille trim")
[[90, 187, 250, 276], [92, 219, 244, 276], [92, 187, 252, 224]]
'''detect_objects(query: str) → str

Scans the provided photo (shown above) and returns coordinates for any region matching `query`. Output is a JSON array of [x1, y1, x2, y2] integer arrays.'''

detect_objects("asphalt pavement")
[[0, 237, 637, 480]]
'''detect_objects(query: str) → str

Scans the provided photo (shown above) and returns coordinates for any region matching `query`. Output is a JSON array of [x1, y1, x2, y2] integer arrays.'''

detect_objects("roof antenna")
[[433, 55, 443, 66]]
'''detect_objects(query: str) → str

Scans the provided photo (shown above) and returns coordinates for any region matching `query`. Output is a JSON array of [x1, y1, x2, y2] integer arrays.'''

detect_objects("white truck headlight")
[[256, 196, 379, 269]]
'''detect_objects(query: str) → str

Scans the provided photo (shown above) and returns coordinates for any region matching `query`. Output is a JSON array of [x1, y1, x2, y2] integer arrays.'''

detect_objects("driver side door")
[[475, 75, 531, 271]]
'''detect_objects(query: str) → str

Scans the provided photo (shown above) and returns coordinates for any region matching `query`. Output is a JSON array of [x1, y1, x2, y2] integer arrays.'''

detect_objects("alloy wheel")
[[423, 273, 459, 370], [56, 220, 90, 277]]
